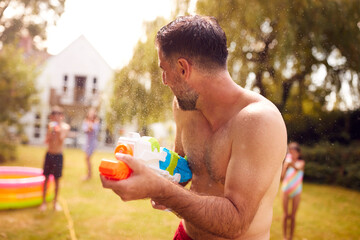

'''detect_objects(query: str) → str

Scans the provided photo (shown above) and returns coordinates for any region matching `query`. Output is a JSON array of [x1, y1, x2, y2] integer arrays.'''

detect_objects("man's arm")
[[172, 97, 185, 156], [151, 98, 188, 212], [101, 104, 287, 238], [172, 97, 190, 187], [281, 164, 287, 180]]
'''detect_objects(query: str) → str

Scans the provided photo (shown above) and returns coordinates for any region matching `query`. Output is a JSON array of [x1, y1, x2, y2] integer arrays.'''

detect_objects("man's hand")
[[100, 153, 165, 201]]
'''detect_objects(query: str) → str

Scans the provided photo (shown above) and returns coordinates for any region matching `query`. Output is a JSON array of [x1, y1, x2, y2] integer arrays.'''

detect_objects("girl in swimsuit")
[[82, 108, 100, 180], [281, 142, 305, 240]]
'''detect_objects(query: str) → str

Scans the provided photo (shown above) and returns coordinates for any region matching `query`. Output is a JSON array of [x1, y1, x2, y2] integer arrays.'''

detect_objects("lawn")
[[1, 145, 360, 240]]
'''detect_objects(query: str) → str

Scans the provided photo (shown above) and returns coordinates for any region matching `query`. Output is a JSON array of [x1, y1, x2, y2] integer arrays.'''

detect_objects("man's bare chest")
[[181, 117, 232, 185]]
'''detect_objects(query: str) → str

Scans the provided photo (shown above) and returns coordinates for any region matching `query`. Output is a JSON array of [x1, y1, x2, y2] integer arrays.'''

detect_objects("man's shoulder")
[[231, 97, 287, 162], [238, 97, 280, 121], [232, 97, 286, 138]]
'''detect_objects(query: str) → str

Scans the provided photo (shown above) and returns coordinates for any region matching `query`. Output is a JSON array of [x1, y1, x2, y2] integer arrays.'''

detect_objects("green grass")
[[1, 145, 360, 239], [270, 184, 360, 240]]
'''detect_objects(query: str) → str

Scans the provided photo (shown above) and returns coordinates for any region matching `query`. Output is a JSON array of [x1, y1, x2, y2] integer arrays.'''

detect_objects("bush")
[[0, 140, 17, 163], [286, 110, 360, 145], [302, 142, 360, 190]]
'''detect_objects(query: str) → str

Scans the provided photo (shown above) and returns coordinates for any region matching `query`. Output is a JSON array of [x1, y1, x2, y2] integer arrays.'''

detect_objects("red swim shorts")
[[173, 221, 193, 240]]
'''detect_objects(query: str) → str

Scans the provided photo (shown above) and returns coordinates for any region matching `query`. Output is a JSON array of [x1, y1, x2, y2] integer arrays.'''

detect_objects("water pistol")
[[48, 121, 60, 132], [99, 132, 192, 183]]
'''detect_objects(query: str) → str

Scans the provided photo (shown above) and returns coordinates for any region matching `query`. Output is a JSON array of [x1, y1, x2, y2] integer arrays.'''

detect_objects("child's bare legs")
[[289, 194, 301, 240], [282, 193, 290, 240], [39, 176, 49, 211], [83, 154, 92, 180], [53, 178, 62, 211]]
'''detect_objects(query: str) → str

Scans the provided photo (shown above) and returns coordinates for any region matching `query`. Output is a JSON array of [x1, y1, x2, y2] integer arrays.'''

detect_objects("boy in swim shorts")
[[39, 106, 69, 211]]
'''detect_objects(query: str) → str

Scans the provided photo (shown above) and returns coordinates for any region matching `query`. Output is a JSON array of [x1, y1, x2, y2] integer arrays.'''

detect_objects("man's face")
[[157, 49, 198, 111]]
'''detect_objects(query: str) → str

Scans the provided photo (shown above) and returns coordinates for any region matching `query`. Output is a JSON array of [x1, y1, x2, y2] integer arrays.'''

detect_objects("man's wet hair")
[[156, 15, 228, 69]]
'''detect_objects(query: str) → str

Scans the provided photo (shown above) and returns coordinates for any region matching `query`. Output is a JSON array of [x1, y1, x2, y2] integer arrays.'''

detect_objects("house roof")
[[54, 35, 113, 71]]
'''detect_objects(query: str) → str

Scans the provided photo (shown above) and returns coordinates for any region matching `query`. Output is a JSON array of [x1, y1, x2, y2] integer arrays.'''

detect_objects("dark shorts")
[[43, 152, 63, 178], [173, 221, 193, 240]]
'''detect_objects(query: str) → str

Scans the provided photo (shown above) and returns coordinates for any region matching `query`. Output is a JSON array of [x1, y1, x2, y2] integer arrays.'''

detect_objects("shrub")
[[0, 139, 17, 163], [302, 142, 360, 191]]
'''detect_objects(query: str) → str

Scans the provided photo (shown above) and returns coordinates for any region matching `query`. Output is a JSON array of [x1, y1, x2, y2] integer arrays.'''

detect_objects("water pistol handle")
[[99, 144, 133, 180], [99, 159, 132, 180]]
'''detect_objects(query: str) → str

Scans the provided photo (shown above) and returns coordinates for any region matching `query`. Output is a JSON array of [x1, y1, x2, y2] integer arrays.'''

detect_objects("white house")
[[22, 35, 114, 147]]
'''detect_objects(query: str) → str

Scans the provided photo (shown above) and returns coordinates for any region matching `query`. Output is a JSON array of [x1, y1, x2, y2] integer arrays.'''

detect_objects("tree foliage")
[[108, 0, 192, 133], [0, 0, 65, 161], [0, 0, 65, 48], [0, 44, 37, 161], [0, 45, 37, 122], [109, 0, 360, 142], [107, 18, 173, 134], [196, 0, 360, 114]]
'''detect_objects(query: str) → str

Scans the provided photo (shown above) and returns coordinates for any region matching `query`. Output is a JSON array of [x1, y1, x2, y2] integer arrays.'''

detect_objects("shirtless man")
[[40, 106, 70, 211], [100, 15, 287, 239]]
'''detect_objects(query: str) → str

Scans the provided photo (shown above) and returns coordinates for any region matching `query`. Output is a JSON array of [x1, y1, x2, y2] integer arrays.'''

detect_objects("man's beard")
[[172, 73, 199, 111], [176, 91, 198, 111]]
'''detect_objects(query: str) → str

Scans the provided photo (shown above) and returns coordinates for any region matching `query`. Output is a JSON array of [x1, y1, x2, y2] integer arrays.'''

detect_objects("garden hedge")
[[301, 143, 360, 191]]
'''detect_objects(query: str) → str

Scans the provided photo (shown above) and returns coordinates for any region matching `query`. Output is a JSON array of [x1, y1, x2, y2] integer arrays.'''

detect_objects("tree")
[[107, 17, 173, 135], [196, 0, 360, 114], [108, 0, 192, 134], [0, 0, 65, 49], [109, 0, 360, 142], [0, 44, 37, 161], [0, 0, 65, 161]]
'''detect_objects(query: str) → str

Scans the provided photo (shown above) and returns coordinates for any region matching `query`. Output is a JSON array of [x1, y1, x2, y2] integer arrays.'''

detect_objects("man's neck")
[[195, 72, 245, 132]]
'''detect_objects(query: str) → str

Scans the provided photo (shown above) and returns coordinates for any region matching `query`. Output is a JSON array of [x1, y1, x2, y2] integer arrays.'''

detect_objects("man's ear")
[[177, 58, 191, 81]]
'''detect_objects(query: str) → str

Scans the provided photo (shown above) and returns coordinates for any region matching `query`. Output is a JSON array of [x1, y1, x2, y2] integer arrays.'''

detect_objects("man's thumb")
[[115, 153, 137, 170]]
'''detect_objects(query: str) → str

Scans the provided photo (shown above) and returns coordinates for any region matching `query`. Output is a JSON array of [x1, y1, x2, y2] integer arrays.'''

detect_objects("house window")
[[63, 75, 68, 93], [93, 77, 97, 95], [33, 112, 41, 138]]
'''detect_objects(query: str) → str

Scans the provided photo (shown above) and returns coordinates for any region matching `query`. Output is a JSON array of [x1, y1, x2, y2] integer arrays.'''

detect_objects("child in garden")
[[281, 142, 306, 240], [39, 106, 70, 211], [82, 108, 100, 180]]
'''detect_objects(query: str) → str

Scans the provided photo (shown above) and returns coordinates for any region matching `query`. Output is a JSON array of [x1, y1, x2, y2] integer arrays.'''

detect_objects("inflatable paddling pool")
[[0, 166, 54, 210]]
